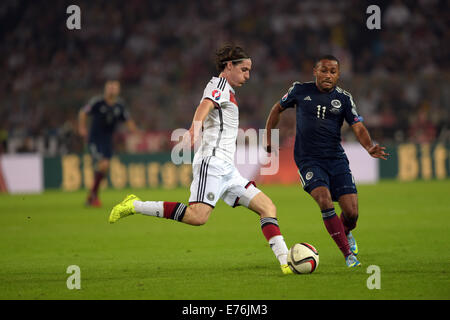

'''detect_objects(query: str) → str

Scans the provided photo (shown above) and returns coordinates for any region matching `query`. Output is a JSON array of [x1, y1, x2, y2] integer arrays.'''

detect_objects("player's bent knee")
[[187, 214, 208, 226], [339, 194, 358, 218], [346, 208, 358, 219], [316, 196, 333, 210], [185, 204, 212, 226], [191, 217, 208, 226], [98, 160, 110, 173], [197, 211, 210, 226]]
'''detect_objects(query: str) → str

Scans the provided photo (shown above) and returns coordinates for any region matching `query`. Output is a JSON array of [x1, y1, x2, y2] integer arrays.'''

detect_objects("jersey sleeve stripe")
[[217, 78, 224, 90], [217, 77, 226, 91], [336, 86, 357, 109]]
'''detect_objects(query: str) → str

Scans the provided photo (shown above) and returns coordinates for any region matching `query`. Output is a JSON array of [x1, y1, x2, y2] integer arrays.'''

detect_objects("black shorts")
[[88, 141, 113, 162], [296, 157, 357, 202]]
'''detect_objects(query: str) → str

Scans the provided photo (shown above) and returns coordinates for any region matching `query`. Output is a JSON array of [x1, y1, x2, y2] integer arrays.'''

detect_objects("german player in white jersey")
[[109, 44, 293, 274], [193, 75, 238, 164]]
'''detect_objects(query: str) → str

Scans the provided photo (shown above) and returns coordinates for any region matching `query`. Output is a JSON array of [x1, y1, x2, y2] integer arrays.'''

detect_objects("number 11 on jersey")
[[317, 105, 326, 119]]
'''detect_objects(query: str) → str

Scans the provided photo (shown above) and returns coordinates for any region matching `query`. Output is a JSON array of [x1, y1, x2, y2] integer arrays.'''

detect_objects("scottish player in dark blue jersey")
[[265, 55, 388, 267], [78, 80, 138, 207]]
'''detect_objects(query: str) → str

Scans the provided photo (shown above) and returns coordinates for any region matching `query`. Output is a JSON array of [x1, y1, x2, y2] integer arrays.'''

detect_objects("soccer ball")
[[287, 243, 319, 274]]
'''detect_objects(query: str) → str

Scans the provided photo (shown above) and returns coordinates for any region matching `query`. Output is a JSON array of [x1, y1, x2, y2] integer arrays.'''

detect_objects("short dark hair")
[[215, 44, 250, 72], [315, 55, 339, 67]]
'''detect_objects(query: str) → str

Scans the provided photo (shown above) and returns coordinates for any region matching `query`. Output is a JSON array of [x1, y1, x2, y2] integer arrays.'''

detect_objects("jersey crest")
[[331, 99, 341, 108]]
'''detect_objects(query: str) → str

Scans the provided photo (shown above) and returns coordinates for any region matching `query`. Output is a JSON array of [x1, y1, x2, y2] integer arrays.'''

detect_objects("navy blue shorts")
[[296, 157, 357, 202], [88, 140, 113, 161]]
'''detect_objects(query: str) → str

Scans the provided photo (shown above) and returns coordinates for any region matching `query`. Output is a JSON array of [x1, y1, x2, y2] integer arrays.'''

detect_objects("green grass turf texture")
[[0, 179, 449, 300]]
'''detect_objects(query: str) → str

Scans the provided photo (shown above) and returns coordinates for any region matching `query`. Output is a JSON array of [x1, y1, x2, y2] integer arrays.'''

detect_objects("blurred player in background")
[[109, 44, 293, 274], [78, 80, 138, 207], [265, 55, 388, 267]]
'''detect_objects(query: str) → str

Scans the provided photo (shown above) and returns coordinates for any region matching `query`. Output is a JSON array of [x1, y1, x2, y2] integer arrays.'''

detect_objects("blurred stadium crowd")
[[0, 0, 448, 155]]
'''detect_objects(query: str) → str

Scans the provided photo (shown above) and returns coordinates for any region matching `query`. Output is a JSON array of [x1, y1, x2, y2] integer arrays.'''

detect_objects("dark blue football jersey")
[[279, 81, 362, 163], [82, 95, 129, 144]]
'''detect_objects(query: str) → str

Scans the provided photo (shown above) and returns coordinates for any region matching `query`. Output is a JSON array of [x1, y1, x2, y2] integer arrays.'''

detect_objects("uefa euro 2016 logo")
[[211, 90, 222, 101]]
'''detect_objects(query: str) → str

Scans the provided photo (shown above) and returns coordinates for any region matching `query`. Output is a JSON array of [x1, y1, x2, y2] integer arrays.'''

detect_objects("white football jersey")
[[193, 77, 239, 164]]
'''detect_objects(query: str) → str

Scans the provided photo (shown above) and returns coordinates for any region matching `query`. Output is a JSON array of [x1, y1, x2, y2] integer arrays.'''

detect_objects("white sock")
[[269, 235, 289, 265], [133, 200, 164, 218]]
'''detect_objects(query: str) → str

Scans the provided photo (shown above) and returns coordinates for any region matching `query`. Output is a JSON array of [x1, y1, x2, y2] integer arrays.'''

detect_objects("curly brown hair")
[[215, 44, 250, 72]]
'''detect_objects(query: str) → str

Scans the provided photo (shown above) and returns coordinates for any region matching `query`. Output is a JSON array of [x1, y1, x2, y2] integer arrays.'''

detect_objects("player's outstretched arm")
[[264, 102, 285, 153], [184, 98, 215, 148], [351, 122, 389, 160]]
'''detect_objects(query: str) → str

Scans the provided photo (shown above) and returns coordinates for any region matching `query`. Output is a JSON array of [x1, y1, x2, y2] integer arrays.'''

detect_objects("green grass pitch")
[[0, 180, 449, 300]]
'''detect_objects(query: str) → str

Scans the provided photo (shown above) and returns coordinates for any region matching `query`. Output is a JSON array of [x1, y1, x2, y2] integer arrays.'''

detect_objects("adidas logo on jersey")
[[304, 96, 312, 101]]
